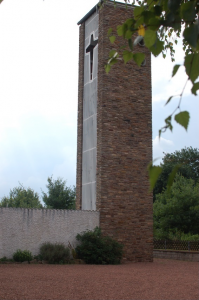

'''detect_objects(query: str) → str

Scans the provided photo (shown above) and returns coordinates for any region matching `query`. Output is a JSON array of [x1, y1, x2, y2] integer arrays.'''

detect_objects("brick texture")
[[76, 23, 85, 210], [77, 1, 153, 262]]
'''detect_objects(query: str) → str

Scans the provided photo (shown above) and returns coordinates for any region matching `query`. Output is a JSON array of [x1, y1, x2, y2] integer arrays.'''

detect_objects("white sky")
[[0, 0, 198, 200]]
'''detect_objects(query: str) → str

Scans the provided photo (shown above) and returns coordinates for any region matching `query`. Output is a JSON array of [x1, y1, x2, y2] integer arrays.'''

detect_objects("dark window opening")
[[86, 34, 98, 80]]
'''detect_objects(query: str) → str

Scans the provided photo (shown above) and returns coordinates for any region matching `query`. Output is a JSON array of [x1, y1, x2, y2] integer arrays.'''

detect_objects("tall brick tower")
[[76, 0, 153, 262]]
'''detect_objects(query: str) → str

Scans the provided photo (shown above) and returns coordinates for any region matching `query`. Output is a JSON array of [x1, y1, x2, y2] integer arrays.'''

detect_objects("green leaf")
[[133, 53, 145, 67], [125, 18, 134, 29], [180, 1, 196, 22], [184, 53, 199, 83], [109, 35, 116, 44], [120, 44, 127, 50], [109, 58, 118, 67], [167, 164, 182, 190], [117, 25, 124, 36], [149, 39, 164, 57], [165, 115, 173, 131], [144, 29, 156, 48], [148, 162, 163, 191], [134, 16, 145, 28], [163, 12, 175, 25], [107, 28, 113, 36], [128, 38, 133, 50], [123, 50, 133, 64], [125, 30, 132, 39], [117, 23, 128, 38], [191, 82, 199, 96], [153, 5, 162, 17], [142, 11, 154, 23], [109, 50, 117, 58], [165, 96, 173, 106], [172, 64, 180, 77], [105, 64, 111, 73], [197, 39, 199, 51], [168, 0, 181, 12], [174, 111, 190, 131], [134, 6, 145, 19], [183, 24, 198, 49], [147, 0, 155, 9], [148, 17, 160, 31]]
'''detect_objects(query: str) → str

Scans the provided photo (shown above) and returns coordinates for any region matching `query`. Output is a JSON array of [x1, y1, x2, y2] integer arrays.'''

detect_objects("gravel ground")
[[0, 258, 198, 300]]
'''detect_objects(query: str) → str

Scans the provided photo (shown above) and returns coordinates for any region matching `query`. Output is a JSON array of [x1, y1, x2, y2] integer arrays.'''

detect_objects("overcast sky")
[[0, 0, 198, 201]]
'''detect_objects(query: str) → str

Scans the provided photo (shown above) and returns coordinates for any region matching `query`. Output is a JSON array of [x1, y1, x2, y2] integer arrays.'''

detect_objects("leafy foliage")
[[0, 184, 43, 208], [166, 232, 199, 242], [39, 242, 70, 264], [153, 174, 199, 239], [75, 227, 123, 264], [105, 0, 199, 136], [13, 249, 33, 262], [42, 176, 76, 209], [153, 147, 199, 201], [0, 256, 14, 263]]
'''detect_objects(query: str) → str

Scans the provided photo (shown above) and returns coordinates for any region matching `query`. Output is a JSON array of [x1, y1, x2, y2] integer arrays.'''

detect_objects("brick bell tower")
[[76, 0, 153, 262]]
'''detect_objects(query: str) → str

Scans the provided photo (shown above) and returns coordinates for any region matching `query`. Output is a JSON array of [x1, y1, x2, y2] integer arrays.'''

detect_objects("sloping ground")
[[0, 258, 198, 300]]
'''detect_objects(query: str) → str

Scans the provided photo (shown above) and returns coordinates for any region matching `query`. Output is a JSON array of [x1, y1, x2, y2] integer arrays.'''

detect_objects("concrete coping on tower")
[[77, 0, 134, 25]]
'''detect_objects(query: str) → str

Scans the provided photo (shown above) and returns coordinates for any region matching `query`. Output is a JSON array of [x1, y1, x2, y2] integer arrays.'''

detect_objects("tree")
[[42, 176, 76, 209], [153, 146, 199, 201], [0, 184, 43, 208], [105, 0, 199, 136], [153, 174, 199, 239]]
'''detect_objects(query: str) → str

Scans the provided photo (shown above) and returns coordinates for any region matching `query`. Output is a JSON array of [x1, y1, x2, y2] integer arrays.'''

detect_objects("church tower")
[[76, 0, 153, 262]]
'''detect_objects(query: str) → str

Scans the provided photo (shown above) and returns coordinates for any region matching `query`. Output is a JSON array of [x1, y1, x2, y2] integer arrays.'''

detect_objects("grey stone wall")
[[0, 208, 99, 258], [153, 250, 199, 262]]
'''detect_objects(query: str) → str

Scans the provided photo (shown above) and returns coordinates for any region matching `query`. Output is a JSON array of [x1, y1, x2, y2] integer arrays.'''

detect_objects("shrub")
[[33, 254, 43, 261], [75, 227, 123, 264], [0, 256, 8, 262], [13, 249, 33, 262], [39, 242, 70, 264]]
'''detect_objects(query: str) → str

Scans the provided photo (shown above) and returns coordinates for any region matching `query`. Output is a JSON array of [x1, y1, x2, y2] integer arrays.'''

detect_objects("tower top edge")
[[77, 0, 134, 25]]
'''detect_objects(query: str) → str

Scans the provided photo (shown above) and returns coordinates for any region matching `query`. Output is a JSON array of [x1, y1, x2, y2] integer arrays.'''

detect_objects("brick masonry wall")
[[76, 23, 85, 210], [153, 250, 199, 262], [0, 208, 99, 259], [76, 1, 153, 261], [97, 2, 153, 262]]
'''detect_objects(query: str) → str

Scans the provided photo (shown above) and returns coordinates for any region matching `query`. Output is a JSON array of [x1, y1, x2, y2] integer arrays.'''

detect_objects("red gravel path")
[[0, 258, 198, 300]]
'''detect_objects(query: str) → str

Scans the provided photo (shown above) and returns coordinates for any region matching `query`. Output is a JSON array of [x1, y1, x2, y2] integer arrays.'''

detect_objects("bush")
[[75, 227, 123, 264], [0, 256, 8, 262], [39, 242, 70, 264], [13, 249, 33, 262], [179, 233, 199, 242]]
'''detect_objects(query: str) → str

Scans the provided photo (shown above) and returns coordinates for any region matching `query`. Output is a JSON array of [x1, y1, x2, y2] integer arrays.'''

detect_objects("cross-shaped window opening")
[[86, 34, 98, 80]]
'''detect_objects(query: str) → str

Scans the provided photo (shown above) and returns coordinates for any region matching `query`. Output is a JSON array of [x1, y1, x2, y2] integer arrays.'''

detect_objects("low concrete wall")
[[0, 208, 99, 258], [153, 250, 199, 262]]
